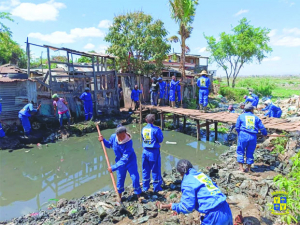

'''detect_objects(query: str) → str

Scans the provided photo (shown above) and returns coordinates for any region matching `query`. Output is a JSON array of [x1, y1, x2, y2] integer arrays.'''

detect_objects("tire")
[[8, 73, 28, 79], [32, 121, 41, 130]]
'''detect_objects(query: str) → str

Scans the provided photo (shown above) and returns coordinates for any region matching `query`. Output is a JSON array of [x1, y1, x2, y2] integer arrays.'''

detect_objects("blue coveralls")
[[159, 81, 166, 99], [235, 112, 267, 165], [244, 96, 256, 107], [18, 103, 37, 135], [197, 75, 210, 107], [131, 89, 142, 110], [103, 134, 142, 195], [265, 104, 282, 118], [169, 80, 179, 102], [176, 84, 181, 102], [261, 104, 270, 112], [250, 94, 259, 107], [80, 92, 93, 120], [172, 168, 233, 225], [141, 123, 164, 192], [165, 83, 170, 103], [0, 102, 5, 137]]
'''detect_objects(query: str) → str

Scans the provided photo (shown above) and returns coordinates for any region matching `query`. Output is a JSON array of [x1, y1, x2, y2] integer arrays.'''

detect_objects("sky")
[[1, 0, 300, 76]]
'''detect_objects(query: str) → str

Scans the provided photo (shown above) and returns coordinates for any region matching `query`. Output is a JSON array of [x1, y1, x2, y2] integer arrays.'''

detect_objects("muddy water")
[[0, 125, 228, 221]]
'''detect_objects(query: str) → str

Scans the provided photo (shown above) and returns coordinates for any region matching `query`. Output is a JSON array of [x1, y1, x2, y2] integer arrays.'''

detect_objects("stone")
[[228, 194, 251, 209], [57, 198, 68, 208], [164, 216, 180, 225], [259, 184, 269, 199], [96, 206, 107, 218], [133, 216, 149, 224], [137, 204, 144, 216]]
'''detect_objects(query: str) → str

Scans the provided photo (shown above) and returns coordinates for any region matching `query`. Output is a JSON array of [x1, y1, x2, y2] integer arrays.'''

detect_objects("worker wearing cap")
[[80, 87, 93, 121], [197, 70, 210, 112], [264, 100, 282, 118], [159, 159, 233, 225], [243, 95, 257, 108], [0, 96, 5, 138], [176, 81, 181, 107], [158, 77, 166, 106], [18, 101, 41, 137], [235, 103, 267, 172], [169, 76, 181, 108], [131, 85, 142, 111], [249, 91, 259, 107], [141, 114, 164, 192], [52, 94, 70, 127], [98, 126, 142, 199]]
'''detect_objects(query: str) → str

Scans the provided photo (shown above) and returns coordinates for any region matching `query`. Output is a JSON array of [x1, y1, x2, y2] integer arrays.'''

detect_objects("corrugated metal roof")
[[0, 77, 36, 83], [0, 64, 24, 74]]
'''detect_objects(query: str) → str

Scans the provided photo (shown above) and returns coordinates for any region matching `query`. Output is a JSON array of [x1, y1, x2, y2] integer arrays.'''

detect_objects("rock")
[[96, 206, 107, 218], [164, 216, 180, 225], [228, 194, 251, 209], [259, 184, 269, 199], [137, 204, 144, 216], [57, 198, 68, 208], [133, 215, 149, 224]]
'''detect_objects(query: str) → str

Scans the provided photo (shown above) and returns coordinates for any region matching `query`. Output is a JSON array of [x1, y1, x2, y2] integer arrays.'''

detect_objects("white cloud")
[[28, 27, 105, 44], [263, 56, 281, 62], [199, 47, 207, 53], [268, 29, 277, 38], [234, 9, 249, 16], [11, 0, 66, 22], [70, 27, 105, 38], [283, 28, 300, 36], [84, 43, 95, 50], [97, 45, 108, 54], [272, 36, 300, 47], [0, 0, 20, 10], [98, 20, 112, 28]]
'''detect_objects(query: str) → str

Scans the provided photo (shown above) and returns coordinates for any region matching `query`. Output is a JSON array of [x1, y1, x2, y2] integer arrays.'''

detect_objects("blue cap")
[[158, 77, 162, 81]]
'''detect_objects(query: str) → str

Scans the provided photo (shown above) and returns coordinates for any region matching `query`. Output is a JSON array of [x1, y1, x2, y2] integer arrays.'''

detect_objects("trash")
[[56, 198, 68, 208], [37, 143, 42, 147], [68, 209, 77, 216], [30, 212, 39, 217], [169, 193, 177, 199], [170, 184, 176, 190], [48, 198, 59, 202], [25, 150, 30, 153], [166, 141, 177, 145]]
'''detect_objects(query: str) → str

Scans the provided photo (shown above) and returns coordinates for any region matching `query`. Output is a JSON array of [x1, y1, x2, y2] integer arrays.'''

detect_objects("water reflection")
[[0, 126, 228, 221]]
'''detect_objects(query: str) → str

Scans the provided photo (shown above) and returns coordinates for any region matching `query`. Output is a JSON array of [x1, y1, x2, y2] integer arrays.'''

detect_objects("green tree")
[[0, 12, 14, 37], [77, 50, 96, 63], [205, 18, 272, 87], [169, 0, 198, 78], [104, 11, 170, 75]]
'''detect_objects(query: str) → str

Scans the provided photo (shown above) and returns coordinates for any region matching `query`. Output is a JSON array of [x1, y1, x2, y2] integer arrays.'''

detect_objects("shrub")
[[219, 86, 248, 102], [236, 78, 275, 96]]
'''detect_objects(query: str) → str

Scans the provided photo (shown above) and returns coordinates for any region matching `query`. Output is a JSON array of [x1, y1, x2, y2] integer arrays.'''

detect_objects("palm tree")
[[169, 0, 198, 78]]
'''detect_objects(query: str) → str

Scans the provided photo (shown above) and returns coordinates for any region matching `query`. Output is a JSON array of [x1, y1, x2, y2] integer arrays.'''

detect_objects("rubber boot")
[[204, 106, 208, 113], [199, 104, 202, 111], [158, 99, 161, 106]]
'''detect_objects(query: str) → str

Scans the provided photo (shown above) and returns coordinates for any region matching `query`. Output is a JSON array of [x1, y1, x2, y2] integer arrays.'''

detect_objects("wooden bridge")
[[142, 106, 300, 141]]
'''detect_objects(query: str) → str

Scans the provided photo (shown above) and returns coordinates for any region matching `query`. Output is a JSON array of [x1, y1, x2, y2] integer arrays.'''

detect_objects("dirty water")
[[0, 125, 228, 221]]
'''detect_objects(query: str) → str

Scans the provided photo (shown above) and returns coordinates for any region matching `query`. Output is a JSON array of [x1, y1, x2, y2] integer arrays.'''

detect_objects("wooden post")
[[196, 120, 200, 141], [139, 100, 142, 124], [67, 52, 70, 82], [46, 47, 52, 95], [160, 113, 164, 130], [92, 57, 97, 117], [183, 116, 186, 133], [214, 122, 218, 141], [176, 115, 179, 128], [173, 114, 176, 126], [206, 120, 210, 141], [26, 38, 30, 78]]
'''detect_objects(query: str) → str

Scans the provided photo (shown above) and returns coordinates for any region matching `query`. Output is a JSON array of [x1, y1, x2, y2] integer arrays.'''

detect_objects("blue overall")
[[169, 80, 179, 102], [235, 112, 267, 164], [176, 84, 181, 102], [262, 104, 270, 111], [251, 94, 259, 107], [172, 168, 233, 225], [103, 134, 141, 195], [159, 81, 166, 99], [265, 104, 282, 118], [18, 103, 37, 135], [165, 83, 170, 102], [244, 96, 256, 107], [197, 75, 210, 107], [141, 123, 164, 192], [131, 89, 142, 110], [80, 92, 93, 120], [0, 102, 5, 137]]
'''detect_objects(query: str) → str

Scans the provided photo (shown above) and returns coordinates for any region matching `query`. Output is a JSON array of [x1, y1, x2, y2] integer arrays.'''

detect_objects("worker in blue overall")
[[165, 80, 170, 105], [228, 105, 235, 113], [249, 91, 259, 107], [169, 76, 181, 108], [141, 114, 164, 192], [158, 77, 166, 106], [80, 87, 93, 121], [0, 96, 5, 138], [150, 78, 159, 106], [98, 126, 142, 199], [18, 101, 41, 137], [176, 82, 181, 107], [264, 100, 282, 118], [131, 85, 142, 111], [243, 95, 257, 108], [159, 159, 233, 225], [197, 70, 210, 112], [235, 103, 267, 172]]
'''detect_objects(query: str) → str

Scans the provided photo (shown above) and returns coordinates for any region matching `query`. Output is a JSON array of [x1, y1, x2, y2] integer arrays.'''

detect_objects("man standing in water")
[[98, 126, 142, 199], [236, 103, 267, 172], [141, 114, 164, 192], [80, 87, 93, 121]]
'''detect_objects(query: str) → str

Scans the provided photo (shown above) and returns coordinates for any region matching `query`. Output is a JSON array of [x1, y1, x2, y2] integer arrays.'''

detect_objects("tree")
[[104, 11, 171, 75], [205, 18, 272, 87], [169, 0, 198, 78], [0, 12, 14, 37]]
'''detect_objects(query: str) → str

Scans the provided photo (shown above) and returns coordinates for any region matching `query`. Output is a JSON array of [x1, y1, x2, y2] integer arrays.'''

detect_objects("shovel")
[[96, 124, 121, 203]]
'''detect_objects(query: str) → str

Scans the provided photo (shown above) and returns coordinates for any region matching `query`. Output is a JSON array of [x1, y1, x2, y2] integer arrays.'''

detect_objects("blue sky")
[[1, 0, 300, 76]]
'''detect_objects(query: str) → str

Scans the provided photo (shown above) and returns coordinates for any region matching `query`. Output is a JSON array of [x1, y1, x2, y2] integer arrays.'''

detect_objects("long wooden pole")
[[96, 124, 121, 202]]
